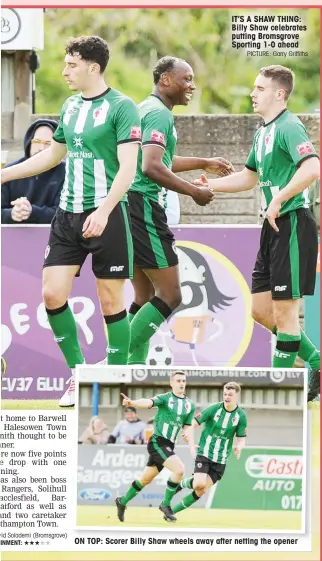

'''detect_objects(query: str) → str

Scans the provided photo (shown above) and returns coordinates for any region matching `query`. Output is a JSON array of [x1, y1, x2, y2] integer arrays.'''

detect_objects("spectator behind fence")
[[108, 406, 146, 444], [1, 119, 65, 224], [80, 416, 109, 444]]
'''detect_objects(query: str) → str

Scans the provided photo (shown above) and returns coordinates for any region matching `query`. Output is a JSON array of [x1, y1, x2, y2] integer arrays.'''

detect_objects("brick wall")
[[3, 113, 319, 225]]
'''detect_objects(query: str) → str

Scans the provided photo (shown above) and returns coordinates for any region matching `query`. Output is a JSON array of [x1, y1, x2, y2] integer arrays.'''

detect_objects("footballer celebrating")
[[165, 382, 247, 520], [196, 65, 320, 400], [127, 56, 234, 366], [1, 36, 141, 407], [116, 371, 196, 523]]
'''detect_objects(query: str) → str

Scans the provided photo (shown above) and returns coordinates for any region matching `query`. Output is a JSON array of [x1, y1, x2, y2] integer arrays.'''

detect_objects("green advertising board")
[[211, 447, 303, 511]]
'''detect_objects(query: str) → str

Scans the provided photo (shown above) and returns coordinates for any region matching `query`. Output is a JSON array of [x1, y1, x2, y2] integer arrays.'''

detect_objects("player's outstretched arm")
[[142, 145, 213, 206], [1, 140, 67, 184], [120, 393, 154, 409], [172, 155, 234, 176], [195, 167, 258, 193]]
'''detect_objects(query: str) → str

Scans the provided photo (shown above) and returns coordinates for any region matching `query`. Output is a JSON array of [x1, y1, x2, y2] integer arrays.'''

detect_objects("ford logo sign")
[[79, 488, 111, 501]]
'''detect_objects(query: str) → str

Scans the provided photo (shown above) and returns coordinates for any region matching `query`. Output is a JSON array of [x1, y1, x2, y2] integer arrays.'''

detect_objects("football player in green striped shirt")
[[116, 371, 196, 522], [1, 36, 141, 407], [195, 66, 320, 399], [127, 56, 235, 366], [166, 382, 247, 520]]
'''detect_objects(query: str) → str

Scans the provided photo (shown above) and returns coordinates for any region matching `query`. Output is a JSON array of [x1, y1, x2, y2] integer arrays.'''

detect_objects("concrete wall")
[[2, 113, 319, 225]]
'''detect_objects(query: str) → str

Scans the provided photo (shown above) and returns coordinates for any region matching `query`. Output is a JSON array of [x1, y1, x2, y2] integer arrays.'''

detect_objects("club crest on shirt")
[[93, 107, 103, 120], [93, 100, 110, 127], [264, 123, 276, 155]]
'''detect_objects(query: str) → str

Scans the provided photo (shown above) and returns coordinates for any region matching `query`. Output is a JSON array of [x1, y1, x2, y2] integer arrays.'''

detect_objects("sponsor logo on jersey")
[[245, 454, 302, 478], [73, 136, 83, 148], [169, 400, 175, 406], [44, 245, 50, 259], [130, 126, 142, 139], [150, 130, 165, 145], [110, 265, 124, 272], [274, 285, 287, 291], [296, 142, 313, 156]]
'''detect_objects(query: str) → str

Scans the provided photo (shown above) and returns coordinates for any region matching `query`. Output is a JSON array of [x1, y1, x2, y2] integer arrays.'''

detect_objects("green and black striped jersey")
[[54, 88, 141, 213], [196, 402, 247, 464], [246, 109, 317, 216], [130, 94, 177, 208], [151, 392, 195, 443]]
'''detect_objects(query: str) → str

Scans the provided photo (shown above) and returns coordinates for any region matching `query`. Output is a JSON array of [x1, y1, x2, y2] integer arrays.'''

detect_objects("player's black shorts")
[[128, 191, 178, 269], [43, 202, 133, 279], [252, 208, 318, 300], [146, 435, 175, 471], [194, 454, 226, 484]]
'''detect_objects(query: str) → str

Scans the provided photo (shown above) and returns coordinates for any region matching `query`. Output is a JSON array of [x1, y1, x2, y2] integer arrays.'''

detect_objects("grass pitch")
[[77, 505, 301, 531], [1, 399, 63, 410]]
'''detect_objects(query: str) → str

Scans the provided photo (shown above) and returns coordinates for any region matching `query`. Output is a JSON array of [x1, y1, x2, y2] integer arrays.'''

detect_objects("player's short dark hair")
[[259, 65, 295, 100], [65, 35, 110, 73], [170, 370, 186, 380], [153, 56, 186, 84], [224, 382, 241, 394]]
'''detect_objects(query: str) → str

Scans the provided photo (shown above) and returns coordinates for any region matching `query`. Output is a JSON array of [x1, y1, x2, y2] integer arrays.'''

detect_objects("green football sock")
[[162, 478, 179, 507], [120, 480, 143, 506], [104, 310, 130, 365], [173, 491, 200, 514], [179, 476, 194, 489], [129, 296, 172, 354], [46, 302, 84, 368], [127, 303, 150, 365], [273, 332, 301, 368], [272, 326, 320, 370]]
